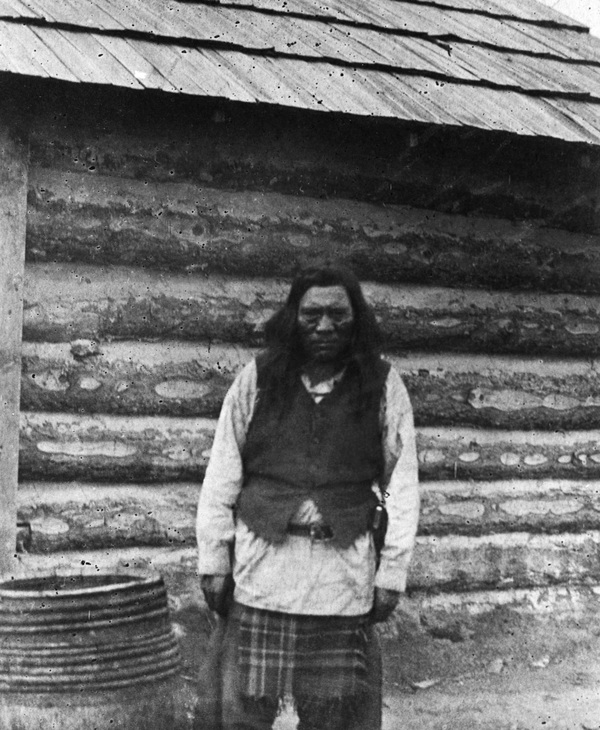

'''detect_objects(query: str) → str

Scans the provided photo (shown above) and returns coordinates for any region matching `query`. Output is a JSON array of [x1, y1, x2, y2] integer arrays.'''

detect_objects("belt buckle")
[[309, 524, 332, 543]]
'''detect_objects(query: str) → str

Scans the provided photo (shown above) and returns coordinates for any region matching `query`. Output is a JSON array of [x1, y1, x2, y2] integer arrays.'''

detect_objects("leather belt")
[[287, 524, 334, 541]]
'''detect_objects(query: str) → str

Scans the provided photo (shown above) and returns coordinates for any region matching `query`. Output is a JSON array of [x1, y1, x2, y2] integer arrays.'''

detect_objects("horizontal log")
[[419, 479, 600, 536], [17, 482, 198, 552], [19, 413, 214, 482], [23, 264, 600, 356], [27, 169, 600, 294], [21, 341, 245, 418], [419, 427, 600, 481], [402, 353, 600, 430], [21, 342, 600, 430], [28, 87, 600, 235], [23, 264, 286, 345], [416, 584, 600, 619], [412, 531, 600, 592], [16, 477, 600, 554], [8, 530, 600, 596], [18, 413, 600, 483]]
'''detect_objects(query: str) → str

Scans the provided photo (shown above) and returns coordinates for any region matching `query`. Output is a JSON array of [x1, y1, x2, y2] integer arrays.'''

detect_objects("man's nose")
[[316, 313, 335, 331]]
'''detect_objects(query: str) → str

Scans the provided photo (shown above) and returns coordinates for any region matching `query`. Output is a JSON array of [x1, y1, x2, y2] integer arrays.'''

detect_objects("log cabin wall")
[[14, 80, 600, 616]]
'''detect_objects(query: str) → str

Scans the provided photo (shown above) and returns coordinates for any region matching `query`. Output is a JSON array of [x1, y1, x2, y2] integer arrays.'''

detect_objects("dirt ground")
[[177, 603, 600, 730], [377, 604, 600, 730]]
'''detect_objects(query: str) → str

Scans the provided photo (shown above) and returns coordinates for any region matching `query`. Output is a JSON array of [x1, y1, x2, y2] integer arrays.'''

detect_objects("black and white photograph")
[[0, 0, 600, 727]]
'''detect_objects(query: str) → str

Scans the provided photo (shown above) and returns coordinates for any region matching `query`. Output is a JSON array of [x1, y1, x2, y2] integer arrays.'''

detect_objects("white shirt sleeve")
[[375, 366, 420, 593], [196, 359, 257, 576]]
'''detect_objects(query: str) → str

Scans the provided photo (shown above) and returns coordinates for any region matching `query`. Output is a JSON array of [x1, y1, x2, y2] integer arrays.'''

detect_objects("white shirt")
[[196, 359, 420, 616]]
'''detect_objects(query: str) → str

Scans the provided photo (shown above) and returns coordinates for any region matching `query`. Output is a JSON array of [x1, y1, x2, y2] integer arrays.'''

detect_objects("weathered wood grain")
[[21, 342, 600, 430], [0, 119, 28, 574], [23, 264, 600, 356], [17, 482, 197, 552], [26, 169, 600, 294], [19, 413, 214, 483], [403, 353, 600, 431], [412, 532, 600, 592], [419, 427, 600, 481], [9, 530, 600, 596], [16, 477, 600, 554], [23, 264, 286, 345], [419, 479, 600, 536], [18, 413, 600, 483], [417, 584, 600, 620], [21, 341, 244, 418], [28, 85, 600, 235]]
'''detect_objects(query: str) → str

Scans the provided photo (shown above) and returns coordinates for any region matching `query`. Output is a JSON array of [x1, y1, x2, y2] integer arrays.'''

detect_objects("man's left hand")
[[372, 587, 401, 623]]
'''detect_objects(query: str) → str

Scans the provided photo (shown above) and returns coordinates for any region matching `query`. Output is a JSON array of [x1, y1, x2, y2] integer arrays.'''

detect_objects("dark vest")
[[237, 356, 390, 548]]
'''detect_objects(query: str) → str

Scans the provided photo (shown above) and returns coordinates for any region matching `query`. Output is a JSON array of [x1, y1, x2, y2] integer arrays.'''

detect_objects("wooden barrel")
[[0, 573, 190, 729]]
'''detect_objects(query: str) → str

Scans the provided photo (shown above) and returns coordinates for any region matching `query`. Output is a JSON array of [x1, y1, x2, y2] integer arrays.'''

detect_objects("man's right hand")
[[201, 574, 234, 617]]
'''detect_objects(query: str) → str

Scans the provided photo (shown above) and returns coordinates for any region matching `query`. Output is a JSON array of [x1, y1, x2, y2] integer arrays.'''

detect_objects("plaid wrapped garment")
[[232, 602, 370, 702]]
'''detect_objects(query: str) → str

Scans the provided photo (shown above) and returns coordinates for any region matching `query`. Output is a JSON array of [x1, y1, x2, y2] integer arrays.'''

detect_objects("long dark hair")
[[259, 265, 384, 412]]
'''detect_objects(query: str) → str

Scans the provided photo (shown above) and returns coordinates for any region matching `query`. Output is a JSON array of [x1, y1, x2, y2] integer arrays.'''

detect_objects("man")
[[196, 265, 420, 730]]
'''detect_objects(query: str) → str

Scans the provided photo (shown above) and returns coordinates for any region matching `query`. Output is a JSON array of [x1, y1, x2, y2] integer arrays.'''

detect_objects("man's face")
[[297, 285, 355, 363]]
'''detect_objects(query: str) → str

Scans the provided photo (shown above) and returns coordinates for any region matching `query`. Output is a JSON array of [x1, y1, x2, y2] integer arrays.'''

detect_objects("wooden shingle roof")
[[2, 0, 600, 144]]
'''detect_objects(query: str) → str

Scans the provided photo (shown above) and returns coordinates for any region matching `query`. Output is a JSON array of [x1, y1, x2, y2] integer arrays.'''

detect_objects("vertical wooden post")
[[0, 117, 28, 576]]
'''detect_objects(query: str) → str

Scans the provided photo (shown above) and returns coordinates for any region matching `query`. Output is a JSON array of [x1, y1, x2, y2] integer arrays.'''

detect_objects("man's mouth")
[[311, 338, 338, 349]]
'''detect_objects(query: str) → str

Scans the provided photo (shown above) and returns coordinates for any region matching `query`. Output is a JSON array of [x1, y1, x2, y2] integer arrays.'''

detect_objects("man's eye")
[[300, 309, 351, 324]]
